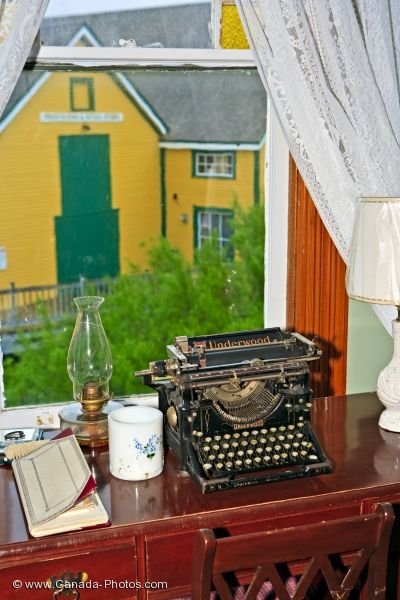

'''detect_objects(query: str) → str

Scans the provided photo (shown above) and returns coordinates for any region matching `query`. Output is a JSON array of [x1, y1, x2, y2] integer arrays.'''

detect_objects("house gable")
[[0, 25, 167, 136]]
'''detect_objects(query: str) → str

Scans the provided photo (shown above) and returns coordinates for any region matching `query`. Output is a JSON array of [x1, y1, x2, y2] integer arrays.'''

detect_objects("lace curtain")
[[0, 0, 49, 117], [0, 0, 49, 403], [235, 0, 400, 333]]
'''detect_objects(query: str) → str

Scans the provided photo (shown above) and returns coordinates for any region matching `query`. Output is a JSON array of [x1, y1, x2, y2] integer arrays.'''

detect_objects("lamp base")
[[376, 317, 400, 433], [59, 400, 121, 447], [378, 408, 400, 433]]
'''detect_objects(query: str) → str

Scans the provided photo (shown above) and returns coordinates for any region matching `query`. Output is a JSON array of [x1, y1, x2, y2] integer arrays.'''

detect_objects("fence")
[[0, 277, 115, 334]]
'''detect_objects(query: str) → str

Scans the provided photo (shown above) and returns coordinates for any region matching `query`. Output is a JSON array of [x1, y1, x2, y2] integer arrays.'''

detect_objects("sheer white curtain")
[[0, 0, 49, 117], [0, 0, 49, 404], [236, 0, 400, 332]]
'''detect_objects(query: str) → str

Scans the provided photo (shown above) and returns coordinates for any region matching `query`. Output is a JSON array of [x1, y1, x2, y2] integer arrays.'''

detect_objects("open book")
[[12, 430, 109, 538]]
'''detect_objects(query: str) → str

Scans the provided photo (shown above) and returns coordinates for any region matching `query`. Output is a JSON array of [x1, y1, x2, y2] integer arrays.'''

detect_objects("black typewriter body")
[[136, 328, 332, 493]]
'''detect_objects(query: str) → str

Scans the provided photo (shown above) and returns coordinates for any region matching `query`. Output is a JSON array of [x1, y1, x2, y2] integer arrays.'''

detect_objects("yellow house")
[[0, 25, 266, 289]]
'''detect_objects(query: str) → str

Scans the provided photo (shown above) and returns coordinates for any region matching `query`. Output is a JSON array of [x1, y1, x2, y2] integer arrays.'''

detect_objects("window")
[[193, 151, 235, 178], [0, 1, 289, 427], [195, 207, 233, 251], [0, 248, 6, 271], [70, 77, 95, 111]]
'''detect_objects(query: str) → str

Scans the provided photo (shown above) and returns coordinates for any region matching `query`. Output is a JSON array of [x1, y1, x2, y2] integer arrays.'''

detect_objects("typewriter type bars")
[[136, 328, 332, 493]]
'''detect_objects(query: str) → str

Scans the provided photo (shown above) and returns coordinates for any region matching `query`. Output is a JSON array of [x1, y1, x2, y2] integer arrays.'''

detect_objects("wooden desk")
[[1, 392, 400, 599]]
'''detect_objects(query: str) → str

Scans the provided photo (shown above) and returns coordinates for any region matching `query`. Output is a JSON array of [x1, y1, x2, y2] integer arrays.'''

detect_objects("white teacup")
[[108, 406, 164, 481]]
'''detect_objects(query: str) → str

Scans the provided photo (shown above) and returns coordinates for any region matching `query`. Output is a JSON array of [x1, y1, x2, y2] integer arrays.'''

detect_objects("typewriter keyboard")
[[193, 421, 324, 479]]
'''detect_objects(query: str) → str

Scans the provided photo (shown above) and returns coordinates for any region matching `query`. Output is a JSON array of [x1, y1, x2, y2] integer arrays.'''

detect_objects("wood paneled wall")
[[287, 158, 348, 397]]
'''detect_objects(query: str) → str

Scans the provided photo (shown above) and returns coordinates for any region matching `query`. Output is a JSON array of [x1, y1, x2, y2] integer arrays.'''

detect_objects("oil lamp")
[[59, 296, 120, 446]]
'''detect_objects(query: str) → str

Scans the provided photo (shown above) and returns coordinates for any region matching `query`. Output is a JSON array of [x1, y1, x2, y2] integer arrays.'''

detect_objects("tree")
[[3, 203, 265, 405]]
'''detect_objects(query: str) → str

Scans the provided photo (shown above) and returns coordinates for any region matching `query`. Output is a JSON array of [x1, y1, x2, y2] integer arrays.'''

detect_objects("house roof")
[[127, 70, 266, 144], [1, 5, 267, 145], [41, 3, 212, 48]]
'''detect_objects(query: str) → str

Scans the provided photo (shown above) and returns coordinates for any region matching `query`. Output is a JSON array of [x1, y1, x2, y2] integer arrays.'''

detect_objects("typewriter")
[[135, 328, 331, 493]]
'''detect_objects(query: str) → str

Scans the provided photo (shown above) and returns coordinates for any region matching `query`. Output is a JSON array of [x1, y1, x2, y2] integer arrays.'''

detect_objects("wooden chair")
[[191, 502, 394, 600]]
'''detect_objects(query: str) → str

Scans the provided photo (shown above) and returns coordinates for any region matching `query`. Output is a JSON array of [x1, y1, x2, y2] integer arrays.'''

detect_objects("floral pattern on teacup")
[[133, 434, 162, 460]]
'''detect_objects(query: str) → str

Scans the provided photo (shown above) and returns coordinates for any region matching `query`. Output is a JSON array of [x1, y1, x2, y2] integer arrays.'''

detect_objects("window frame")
[[0, 43, 288, 427], [192, 150, 235, 179], [194, 206, 234, 251], [70, 77, 95, 112]]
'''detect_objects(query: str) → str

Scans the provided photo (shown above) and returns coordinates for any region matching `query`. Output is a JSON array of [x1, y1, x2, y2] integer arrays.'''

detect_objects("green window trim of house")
[[70, 77, 95, 112], [193, 206, 234, 256], [192, 150, 236, 179]]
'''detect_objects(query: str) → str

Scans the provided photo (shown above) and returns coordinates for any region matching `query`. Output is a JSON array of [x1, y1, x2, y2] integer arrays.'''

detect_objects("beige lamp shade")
[[346, 197, 400, 305]]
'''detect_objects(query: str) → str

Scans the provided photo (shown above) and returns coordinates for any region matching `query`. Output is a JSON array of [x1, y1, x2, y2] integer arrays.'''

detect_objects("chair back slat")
[[192, 502, 394, 600]]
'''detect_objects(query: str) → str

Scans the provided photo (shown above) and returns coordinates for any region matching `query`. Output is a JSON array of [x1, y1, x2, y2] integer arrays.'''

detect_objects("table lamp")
[[346, 197, 400, 432]]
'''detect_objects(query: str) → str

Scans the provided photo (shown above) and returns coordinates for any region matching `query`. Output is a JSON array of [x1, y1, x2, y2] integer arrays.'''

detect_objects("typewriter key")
[[283, 443, 291, 451], [309, 454, 318, 461], [250, 438, 258, 447], [253, 456, 262, 466], [215, 462, 224, 471], [246, 449, 254, 458], [231, 441, 239, 451], [274, 444, 282, 452], [212, 444, 220, 452], [222, 443, 230, 452], [292, 442, 300, 450], [250, 430, 259, 436], [287, 434, 295, 442], [227, 451, 235, 461], [203, 463, 212, 472], [208, 454, 216, 463], [300, 450, 308, 459], [202, 445, 211, 454], [214, 435, 222, 442], [263, 455, 271, 465], [268, 436, 276, 444], [240, 440, 249, 448], [281, 452, 288, 461], [233, 432, 241, 439], [205, 437, 212, 443], [217, 453, 225, 461], [272, 454, 281, 463], [259, 437, 267, 446], [242, 431, 250, 438], [260, 429, 268, 436], [265, 446, 273, 453], [235, 459, 243, 469], [278, 435, 285, 442], [237, 450, 245, 459], [291, 451, 299, 459], [223, 434, 231, 440], [278, 426, 286, 432], [269, 427, 277, 434], [255, 447, 264, 456], [225, 461, 233, 470]]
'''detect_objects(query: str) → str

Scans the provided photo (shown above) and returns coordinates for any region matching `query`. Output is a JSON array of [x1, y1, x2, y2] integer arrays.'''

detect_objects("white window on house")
[[196, 207, 233, 251], [0, 248, 7, 271], [194, 151, 234, 178]]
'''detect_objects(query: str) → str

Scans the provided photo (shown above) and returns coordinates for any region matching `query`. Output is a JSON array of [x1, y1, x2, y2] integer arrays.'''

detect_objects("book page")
[[12, 434, 91, 527], [31, 491, 109, 537]]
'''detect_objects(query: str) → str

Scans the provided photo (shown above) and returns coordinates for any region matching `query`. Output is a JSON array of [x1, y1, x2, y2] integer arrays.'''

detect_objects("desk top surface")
[[2, 392, 400, 547]]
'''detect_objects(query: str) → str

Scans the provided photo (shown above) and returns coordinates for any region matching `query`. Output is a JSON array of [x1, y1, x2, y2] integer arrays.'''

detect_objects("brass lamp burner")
[[80, 381, 110, 416]]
